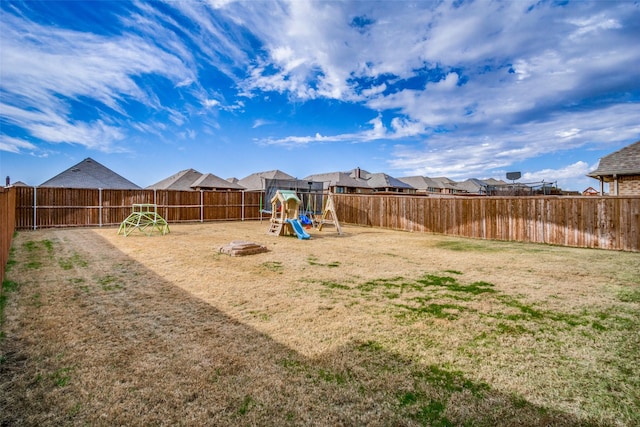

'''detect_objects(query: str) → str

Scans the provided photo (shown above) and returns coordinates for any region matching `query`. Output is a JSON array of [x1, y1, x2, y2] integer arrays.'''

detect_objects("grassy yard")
[[1, 222, 639, 426]]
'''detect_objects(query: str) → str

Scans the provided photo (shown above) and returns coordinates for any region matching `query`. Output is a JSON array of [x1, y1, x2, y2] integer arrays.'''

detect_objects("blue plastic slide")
[[286, 219, 311, 240]]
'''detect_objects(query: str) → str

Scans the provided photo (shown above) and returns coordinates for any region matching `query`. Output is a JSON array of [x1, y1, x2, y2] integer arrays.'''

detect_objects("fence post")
[[200, 190, 204, 223], [99, 188, 103, 227], [241, 191, 245, 221], [33, 186, 37, 230]]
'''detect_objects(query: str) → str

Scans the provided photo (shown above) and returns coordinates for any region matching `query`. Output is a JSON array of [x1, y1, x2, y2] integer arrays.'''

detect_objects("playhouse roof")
[[271, 189, 300, 204]]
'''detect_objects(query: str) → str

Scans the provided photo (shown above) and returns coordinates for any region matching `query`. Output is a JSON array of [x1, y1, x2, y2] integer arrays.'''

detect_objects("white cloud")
[[0, 10, 194, 151], [204, 99, 221, 108], [0, 136, 37, 153]]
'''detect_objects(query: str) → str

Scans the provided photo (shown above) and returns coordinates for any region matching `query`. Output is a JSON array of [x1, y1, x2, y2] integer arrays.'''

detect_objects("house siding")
[[619, 175, 640, 196]]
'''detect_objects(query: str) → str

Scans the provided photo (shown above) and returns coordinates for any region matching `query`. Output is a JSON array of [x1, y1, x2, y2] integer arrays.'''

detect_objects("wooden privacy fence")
[[1, 187, 17, 286], [14, 187, 265, 230], [334, 194, 640, 252], [8, 188, 639, 252]]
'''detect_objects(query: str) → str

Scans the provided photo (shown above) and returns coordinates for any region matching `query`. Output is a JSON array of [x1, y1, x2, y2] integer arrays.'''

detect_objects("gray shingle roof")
[[237, 170, 295, 191], [146, 169, 203, 190], [191, 173, 245, 190], [455, 178, 489, 193], [39, 158, 140, 189], [398, 176, 442, 190], [303, 172, 369, 190], [367, 173, 414, 190], [587, 140, 640, 177]]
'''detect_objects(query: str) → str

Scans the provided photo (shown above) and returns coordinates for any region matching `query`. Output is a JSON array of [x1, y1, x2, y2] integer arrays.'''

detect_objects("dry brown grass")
[[1, 221, 639, 426]]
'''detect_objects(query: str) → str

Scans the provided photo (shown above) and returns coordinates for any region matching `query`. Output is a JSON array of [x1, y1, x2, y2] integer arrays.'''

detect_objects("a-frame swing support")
[[317, 192, 342, 235]]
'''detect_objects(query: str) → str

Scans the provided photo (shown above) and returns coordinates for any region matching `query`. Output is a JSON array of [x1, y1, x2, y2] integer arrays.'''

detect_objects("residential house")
[[147, 169, 204, 191], [582, 186, 599, 196], [305, 167, 415, 194], [303, 171, 371, 194], [190, 173, 245, 191], [236, 170, 295, 191], [430, 177, 464, 194], [39, 157, 140, 189], [587, 140, 640, 196], [147, 169, 244, 191], [398, 176, 444, 195], [365, 172, 416, 194], [455, 178, 490, 195]]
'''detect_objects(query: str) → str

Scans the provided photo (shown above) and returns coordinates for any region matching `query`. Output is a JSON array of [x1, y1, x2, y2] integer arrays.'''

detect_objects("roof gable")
[[237, 170, 295, 191], [588, 140, 640, 177], [191, 173, 244, 190], [304, 172, 369, 189], [367, 173, 414, 189], [147, 169, 203, 190], [39, 158, 140, 189]]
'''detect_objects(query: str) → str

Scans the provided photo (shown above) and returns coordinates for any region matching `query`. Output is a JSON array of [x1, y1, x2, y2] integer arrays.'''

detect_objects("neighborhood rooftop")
[[13, 140, 640, 196]]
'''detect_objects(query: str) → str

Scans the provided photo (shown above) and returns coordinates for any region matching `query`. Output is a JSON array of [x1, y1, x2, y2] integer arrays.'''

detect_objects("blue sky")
[[1, 0, 639, 191]]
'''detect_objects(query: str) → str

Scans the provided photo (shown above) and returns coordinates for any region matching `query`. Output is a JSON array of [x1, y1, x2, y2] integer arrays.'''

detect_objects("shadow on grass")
[[0, 231, 605, 426]]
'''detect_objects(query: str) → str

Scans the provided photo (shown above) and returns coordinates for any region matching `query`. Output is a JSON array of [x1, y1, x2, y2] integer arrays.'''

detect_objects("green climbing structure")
[[118, 204, 170, 236]]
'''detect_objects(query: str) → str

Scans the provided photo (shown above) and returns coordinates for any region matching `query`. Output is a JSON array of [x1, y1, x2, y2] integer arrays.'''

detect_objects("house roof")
[[146, 169, 203, 190], [430, 177, 459, 190], [455, 178, 490, 193], [39, 157, 140, 189], [483, 178, 508, 186], [191, 173, 244, 190], [367, 173, 414, 190], [587, 140, 640, 178], [237, 170, 295, 191], [398, 176, 442, 190], [303, 172, 369, 189]]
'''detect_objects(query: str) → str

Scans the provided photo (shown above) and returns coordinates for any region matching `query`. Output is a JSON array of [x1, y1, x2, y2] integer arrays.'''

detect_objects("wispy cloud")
[[1, 8, 193, 152]]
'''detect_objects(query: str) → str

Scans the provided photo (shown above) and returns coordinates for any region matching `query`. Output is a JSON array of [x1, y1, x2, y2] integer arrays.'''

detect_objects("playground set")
[[115, 180, 340, 242], [266, 190, 341, 239], [118, 204, 170, 237]]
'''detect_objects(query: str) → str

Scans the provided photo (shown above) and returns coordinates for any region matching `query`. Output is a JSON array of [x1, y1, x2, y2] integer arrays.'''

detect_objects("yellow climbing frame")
[[117, 204, 170, 236]]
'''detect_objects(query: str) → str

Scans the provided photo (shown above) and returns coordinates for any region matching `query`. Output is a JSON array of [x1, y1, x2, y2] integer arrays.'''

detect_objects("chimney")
[[355, 167, 361, 179], [5, 176, 9, 187]]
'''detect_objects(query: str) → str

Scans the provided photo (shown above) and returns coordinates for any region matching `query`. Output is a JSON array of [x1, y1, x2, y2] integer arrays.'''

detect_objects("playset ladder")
[[267, 221, 283, 236]]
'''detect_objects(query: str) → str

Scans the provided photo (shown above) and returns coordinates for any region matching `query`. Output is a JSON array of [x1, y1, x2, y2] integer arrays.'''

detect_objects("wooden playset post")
[[318, 192, 342, 235]]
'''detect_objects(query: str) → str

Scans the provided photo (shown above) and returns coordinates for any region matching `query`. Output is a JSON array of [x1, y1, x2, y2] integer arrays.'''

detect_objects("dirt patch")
[[2, 221, 639, 426]]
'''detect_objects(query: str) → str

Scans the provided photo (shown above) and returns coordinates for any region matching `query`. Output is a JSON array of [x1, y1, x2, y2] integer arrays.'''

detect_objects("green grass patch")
[[319, 280, 350, 290], [397, 300, 468, 320], [435, 240, 497, 252], [417, 274, 496, 295], [357, 340, 384, 352], [307, 256, 340, 268], [261, 261, 283, 272], [237, 395, 255, 415], [51, 367, 73, 387], [317, 368, 347, 385], [416, 364, 489, 397], [58, 253, 88, 270], [618, 287, 640, 303], [97, 275, 124, 291]]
